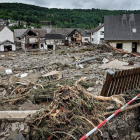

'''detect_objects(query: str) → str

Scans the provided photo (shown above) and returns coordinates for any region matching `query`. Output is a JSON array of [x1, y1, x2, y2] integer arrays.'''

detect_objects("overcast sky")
[[1, 0, 140, 10]]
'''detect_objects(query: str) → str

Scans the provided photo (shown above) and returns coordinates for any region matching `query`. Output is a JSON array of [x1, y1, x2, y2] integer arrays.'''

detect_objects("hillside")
[[0, 3, 140, 29]]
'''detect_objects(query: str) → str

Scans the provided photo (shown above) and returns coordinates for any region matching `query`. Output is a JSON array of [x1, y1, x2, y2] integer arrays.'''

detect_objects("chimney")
[[99, 23, 101, 26]]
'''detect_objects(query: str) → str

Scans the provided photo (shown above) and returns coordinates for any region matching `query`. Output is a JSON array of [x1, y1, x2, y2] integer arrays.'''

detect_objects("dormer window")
[[132, 28, 136, 33]]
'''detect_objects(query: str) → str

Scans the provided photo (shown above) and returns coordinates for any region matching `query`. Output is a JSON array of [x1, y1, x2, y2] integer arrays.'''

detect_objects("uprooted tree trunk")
[[75, 77, 125, 106]]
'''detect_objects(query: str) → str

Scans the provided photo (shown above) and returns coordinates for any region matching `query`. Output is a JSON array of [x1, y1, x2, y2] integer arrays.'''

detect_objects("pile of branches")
[[26, 77, 127, 140], [97, 44, 114, 52]]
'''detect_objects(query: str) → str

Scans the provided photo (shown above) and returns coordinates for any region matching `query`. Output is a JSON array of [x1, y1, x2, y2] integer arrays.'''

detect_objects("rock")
[[19, 123, 24, 131], [28, 70, 33, 73], [99, 81, 103, 85], [13, 133, 25, 140], [123, 54, 129, 58], [96, 81, 99, 84], [11, 123, 19, 132], [0, 138, 5, 140], [0, 88, 5, 92], [131, 133, 137, 140], [125, 135, 130, 140], [24, 124, 30, 133], [2, 90, 7, 97], [102, 131, 110, 139], [87, 87, 94, 92]]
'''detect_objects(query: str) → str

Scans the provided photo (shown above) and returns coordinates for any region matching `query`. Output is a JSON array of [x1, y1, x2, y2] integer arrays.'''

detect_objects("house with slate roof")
[[0, 26, 15, 51], [47, 28, 91, 45], [90, 23, 104, 44], [104, 14, 140, 53], [67, 29, 91, 45], [44, 34, 65, 50]]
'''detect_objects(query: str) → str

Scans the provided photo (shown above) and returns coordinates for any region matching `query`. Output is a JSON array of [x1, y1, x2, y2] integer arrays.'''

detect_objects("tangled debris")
[[25, 77, 137, 140], [1, 45, 140, 139]]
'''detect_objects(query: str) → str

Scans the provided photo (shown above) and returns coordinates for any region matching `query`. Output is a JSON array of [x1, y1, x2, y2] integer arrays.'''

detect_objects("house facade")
[[44, 34, 65, 50], [104, 14, 140, 53], [0, 26, 15, 51], [0, 19, 5, 26], [14, 29, 39, 51], [90, 23, 104, 44], [67, 29, 91, 45], [47, 28, 91, 46], [14, 29, 47, 51]]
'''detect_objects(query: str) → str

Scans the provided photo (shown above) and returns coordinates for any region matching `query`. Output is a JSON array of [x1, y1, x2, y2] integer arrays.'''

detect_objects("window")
[[116, 43, 123, 49], [100, 38, 104, 43], [41, 44, 44, 48], [92, 38, 94, 41], [132, 28, 136, 33], [84, 38, 88, 41], [100, 31, 104, 35]]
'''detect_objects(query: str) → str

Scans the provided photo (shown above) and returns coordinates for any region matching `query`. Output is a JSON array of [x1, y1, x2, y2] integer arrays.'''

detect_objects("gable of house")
[[32, 29, 47, 38], [91, 24, 104, 33], [90, 24, 104, 44], [0, 26, 14, 43], [14, 29, 27, 39], [20, 29, 37, 38]]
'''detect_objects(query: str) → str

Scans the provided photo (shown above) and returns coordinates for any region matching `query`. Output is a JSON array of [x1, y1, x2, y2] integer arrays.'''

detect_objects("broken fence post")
[[100, 70, 115, 96]]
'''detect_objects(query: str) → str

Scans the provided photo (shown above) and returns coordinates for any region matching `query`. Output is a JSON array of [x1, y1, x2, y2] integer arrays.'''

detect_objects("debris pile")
[[1, 45, 140, 139], [25, 78, 140, 140]]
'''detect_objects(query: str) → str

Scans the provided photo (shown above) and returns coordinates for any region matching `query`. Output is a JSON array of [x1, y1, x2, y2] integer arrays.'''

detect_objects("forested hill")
[[0, 3, 140, 29]]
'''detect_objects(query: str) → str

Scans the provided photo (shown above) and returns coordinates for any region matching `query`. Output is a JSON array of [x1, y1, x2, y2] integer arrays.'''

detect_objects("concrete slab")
[[0, 110, 38, 121]]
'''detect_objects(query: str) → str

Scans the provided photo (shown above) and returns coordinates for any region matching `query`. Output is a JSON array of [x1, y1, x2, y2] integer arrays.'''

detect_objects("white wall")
[[82, 37, 90, 43], [12, 44, 16, 51], [46, 40, 54, 45], [45, 39, 56, 50], [29, 38, 38, 43], [0, 44, 16, 51], [91, 26, 104, 44], [109, 41, 140, 53], [0, 27, 14, 43], [68, 37, 71, 42], [0, 45, 4, 51], [39, 43, 47, 50]]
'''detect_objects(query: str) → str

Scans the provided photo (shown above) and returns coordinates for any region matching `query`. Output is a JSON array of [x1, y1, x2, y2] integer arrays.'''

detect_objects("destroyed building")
[[14, 29, 47, 51]]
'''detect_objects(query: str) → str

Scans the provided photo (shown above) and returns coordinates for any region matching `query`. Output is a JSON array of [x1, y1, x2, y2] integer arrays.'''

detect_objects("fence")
[[101, 68, 140, 96]]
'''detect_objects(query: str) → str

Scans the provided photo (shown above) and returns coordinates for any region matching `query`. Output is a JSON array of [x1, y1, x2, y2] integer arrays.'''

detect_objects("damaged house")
[[14, 29, 47, 51], [0, 26, 16, 51], [104, 14, 140, 53], [44, 34, 65, 50], [32, 29, 47, 50], [47, 28, 91, 46], [67, 29, 91, 46]]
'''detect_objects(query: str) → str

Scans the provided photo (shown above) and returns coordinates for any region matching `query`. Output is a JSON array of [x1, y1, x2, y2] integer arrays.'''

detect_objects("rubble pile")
[[0, 45, 140, 139], [25, 80, 140, 140]]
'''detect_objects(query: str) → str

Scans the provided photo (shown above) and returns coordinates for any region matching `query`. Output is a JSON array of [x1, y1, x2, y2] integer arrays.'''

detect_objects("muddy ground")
[[0, 45, 140, 140]]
